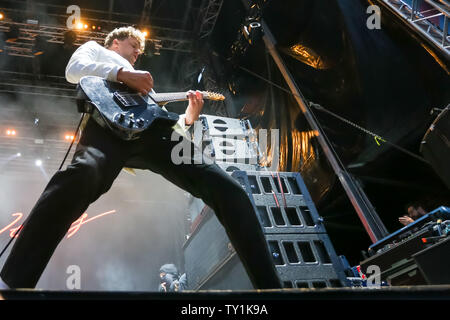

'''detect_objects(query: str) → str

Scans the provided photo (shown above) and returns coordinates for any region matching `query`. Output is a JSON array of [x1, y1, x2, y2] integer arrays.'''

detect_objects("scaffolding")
[[380, 0, 449, 57]]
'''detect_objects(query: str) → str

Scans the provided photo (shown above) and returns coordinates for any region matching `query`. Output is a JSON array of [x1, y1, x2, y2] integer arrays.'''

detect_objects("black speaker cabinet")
[[413, 237, 450, 285], [183, 171, 347, 290]]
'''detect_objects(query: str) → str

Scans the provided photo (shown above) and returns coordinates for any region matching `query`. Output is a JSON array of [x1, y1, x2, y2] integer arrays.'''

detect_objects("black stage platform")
[[2, 287, 448, 318], [2, 286, 450, 300]]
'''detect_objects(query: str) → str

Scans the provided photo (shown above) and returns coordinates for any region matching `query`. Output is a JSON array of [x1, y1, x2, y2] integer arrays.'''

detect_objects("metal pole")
[[261, 20, 389, 243]]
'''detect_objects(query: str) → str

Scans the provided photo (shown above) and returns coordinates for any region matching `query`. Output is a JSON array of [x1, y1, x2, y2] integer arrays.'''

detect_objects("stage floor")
[[2, 285, 450, 300]]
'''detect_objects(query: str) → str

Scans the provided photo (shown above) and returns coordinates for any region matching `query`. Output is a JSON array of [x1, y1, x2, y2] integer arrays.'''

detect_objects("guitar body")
[[78, 76, 180, 140]]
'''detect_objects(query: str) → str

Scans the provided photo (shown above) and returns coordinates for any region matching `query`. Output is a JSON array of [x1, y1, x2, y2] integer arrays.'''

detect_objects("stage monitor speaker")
[[183, 171, 348, 290]]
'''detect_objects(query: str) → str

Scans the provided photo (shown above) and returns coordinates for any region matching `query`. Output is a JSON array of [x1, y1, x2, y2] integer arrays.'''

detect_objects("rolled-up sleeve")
[[176, 114, 192, 132], [65, 41, 124, 84]]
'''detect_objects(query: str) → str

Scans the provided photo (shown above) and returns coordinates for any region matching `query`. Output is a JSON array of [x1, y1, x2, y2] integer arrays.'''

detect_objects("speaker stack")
[[182, 115, 347, 290]]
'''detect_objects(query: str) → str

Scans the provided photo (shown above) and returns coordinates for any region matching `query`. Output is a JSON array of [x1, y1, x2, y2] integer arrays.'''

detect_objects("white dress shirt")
[[65, 40, 190, 133]]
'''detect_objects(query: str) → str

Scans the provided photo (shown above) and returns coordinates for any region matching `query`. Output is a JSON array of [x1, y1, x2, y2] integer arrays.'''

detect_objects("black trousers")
[[0, 119, 281, 289]]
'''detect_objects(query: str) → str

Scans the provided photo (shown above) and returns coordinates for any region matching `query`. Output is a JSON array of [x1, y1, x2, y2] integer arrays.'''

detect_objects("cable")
[[235, 62, 430, 165], [58, 113, 86, 171], [309, 102, 429, 164], [214, 49, 430, 164], [0, 113, 86, 259]]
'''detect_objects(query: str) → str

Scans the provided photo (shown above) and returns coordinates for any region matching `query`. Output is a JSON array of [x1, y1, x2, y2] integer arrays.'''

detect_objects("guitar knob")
[[128, 119, 135, 128], [137, 118, 145, 127], [118, 113, 125, 122]]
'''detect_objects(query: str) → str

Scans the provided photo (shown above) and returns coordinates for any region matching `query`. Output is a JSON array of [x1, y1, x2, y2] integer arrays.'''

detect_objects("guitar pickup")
[[113, 91, 146, 108]]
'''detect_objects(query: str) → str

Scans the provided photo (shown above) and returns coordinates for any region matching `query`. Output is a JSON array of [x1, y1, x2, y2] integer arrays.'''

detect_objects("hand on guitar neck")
[[117, 68, 154, 95], [185, 90, 204, 126]]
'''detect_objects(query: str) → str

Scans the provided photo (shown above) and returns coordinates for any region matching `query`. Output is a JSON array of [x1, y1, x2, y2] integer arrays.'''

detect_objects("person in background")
[[158, 264, 187, 292], [398, 201, 428, 226]]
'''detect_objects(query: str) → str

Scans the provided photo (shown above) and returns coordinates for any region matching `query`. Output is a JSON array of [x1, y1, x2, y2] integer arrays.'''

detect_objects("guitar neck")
[[149, 92, 191, 104], [148, 91, 224, 105]]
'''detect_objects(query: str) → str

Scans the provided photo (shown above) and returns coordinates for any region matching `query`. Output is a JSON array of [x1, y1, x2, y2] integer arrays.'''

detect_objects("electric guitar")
[[77, 76, 225, 140]]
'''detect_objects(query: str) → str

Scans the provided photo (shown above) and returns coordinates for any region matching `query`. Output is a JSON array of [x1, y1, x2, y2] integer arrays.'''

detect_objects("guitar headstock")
[[202, 91, 225, 101]]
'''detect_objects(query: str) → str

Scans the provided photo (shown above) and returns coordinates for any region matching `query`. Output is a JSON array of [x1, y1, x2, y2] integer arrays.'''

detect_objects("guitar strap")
[[58, 113, 86, 171], [0, 112, 87, 259]]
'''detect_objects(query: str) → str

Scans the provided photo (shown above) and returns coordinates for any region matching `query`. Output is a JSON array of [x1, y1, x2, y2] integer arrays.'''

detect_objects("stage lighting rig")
[[143, 39, 162, 57], [33, 35, 47, 56], [63, 30, 77, 49], [242, 20, 263, 45], [6, 24, 20, 42], [0, 32, 4, 53], [230, 0, 269, 58]]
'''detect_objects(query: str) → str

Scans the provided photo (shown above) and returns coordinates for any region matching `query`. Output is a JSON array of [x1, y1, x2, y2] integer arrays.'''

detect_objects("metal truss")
[[170, 0, 228, 116], [140, 0, 154, 26], [380, 0, 449, 57], [0, 7, 193, 58], [0, 71, 76, 99], [197, 0, 224, 39]]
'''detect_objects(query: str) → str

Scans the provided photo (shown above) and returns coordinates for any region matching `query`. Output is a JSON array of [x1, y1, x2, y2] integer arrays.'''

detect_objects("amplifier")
[[360, 215, 450, 285], [369, 206, 450, 254], [413, 237, 450, 284], [360, 227, 431, 276]]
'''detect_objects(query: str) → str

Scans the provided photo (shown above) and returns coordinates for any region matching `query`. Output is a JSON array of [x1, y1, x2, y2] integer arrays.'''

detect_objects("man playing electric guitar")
[[0, 26, 281, 290]]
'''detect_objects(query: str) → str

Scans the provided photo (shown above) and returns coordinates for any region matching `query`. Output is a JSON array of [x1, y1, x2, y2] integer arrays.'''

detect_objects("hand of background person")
[[399, 215, 414, 226]]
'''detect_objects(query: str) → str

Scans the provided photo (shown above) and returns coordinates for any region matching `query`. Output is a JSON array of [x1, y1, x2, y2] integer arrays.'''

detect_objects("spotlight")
[[65, 134, 75, 141], [16, 153, 21, 157], [143, 39, 161, 57], [0, 12, 4, 20], [6, 129, 16, 136], [84, 24, 88, 30], [76, 22, 83, 30], [142, 30, 149, 38], [35, 159, 42, 167], [242, 21, 263, 45]]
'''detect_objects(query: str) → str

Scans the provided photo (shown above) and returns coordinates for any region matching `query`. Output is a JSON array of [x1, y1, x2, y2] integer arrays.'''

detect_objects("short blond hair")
[[104, 26, 146, 52]]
